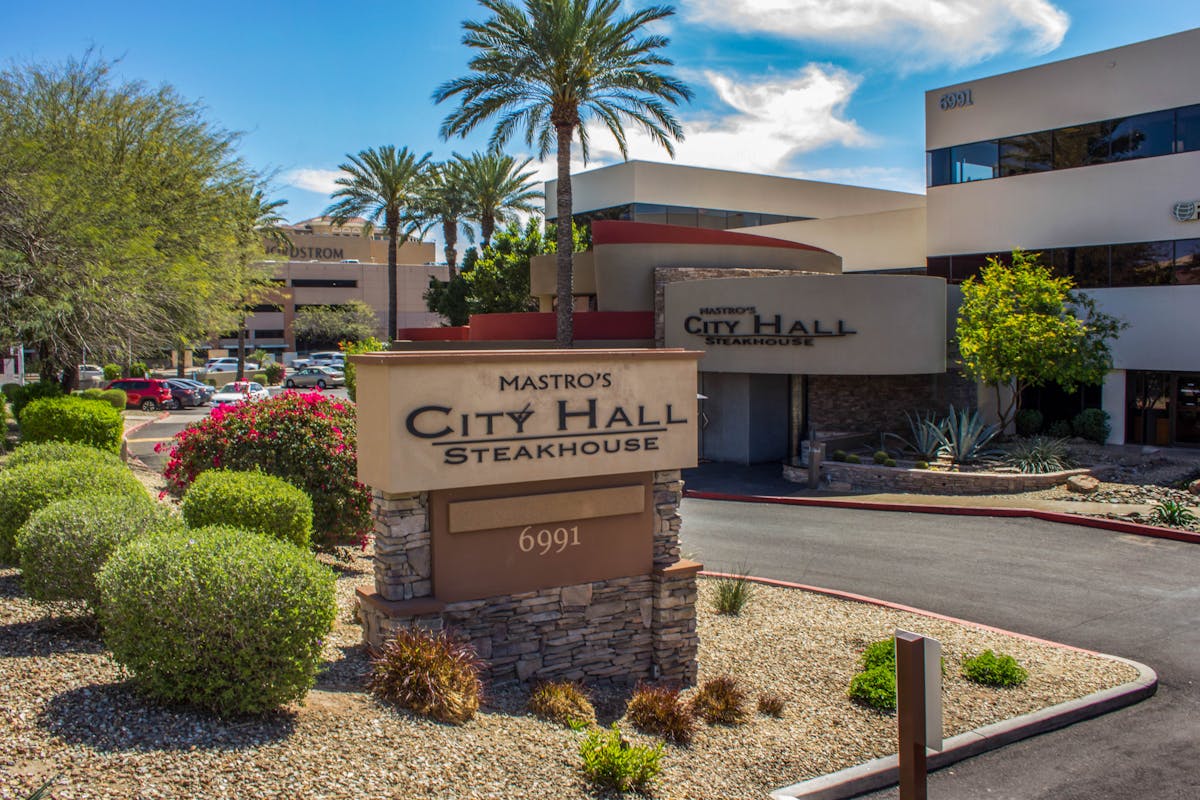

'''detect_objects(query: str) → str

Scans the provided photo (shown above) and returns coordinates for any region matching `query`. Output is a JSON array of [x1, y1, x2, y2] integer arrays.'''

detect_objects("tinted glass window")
[[950, 141, 998, 182], [951, 253, 990, 283], [1056, 245, 1110, 287], [927, 148, 952, 187], [1176, 105, 1200, 153], [1175, 239, 1200, 284], [1053, 122, 1112, 168], [1111, 241, 1174, 286], [999, 132, 1052, 176], [633, 204, 667, 225], [726, 212, 759, 228], [666, 207, 697, 227], [758, 214, 787, 226], [926, 256, 951, 279], [697, 209, 726, 230], [1106, 110, 1174, 161]]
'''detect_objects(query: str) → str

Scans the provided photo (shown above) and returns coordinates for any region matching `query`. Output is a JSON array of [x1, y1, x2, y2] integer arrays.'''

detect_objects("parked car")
[[174, 378, 215, 404], [78, 364, 104, 381], [204, 357, 259, 374], [284, 366, 345, 389], [211, 381, 269, 407], [104, 378, 174, 411], [305, 351, 344, 368], [163, 379, 206, 409]]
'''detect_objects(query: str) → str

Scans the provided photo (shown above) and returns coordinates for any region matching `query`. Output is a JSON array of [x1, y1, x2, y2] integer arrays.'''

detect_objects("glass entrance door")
[[1126, 372, 1200, 447], [1176, 375, 1200, 446]]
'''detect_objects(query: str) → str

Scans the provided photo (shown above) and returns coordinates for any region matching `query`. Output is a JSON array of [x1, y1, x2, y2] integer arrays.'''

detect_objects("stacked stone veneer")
[[358, 470, 699, 686], [786, 460, 1096, 495], [807, 373, 978, 437]]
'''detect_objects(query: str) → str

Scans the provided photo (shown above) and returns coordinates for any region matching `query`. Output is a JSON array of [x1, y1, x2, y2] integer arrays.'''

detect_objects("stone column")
[[371, 490, 431, 601], [649, 468, 700, 685]]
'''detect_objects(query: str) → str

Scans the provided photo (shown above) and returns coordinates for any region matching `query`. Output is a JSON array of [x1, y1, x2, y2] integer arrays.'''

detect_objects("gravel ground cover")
[[0, 551, 1138, 800]]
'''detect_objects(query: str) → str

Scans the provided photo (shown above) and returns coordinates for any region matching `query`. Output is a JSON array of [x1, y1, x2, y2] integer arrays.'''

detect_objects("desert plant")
[[162, 391, 370, 547], [846, 454, 862, 464], [529, 680, 596, 728], [264, 362, 284, 385], [831, 449, 847, 462], [712, 571, 754, 615], [181, 469, 314, 549], [692, 675, 749, 725], [902, 411, 945, 460], [580, 724, 663, 794], [1149, 499, 1197, 528], [16, 494, 180, 610], [873, 450, 890, 465], [932, 405, 1001, 463], [625, 684, 696, 745], [102, 363, 122, 381], [0, 460, 147, 563], [5, 441, 123, 470], [860, 638, 895, 671], [961, 649, 1028, 687], [368, 627, 484, 724], [1072, 408, 1111, 444], [848, 665, 896, 711], [1014, 408, 1044, 436], [97, 525, 336, 715], [1047, 419, 1073, 438], [18, 395, 124, 453], [757, 692, 786, 718], [1006, 436, 1075, 474], [24, 774, 59, 800], [914, 460, 929, 469]]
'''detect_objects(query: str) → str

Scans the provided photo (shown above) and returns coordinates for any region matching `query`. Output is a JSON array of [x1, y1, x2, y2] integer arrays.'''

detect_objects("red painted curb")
[[684, 489, 1200, 546], [123, 411, 170, 440]]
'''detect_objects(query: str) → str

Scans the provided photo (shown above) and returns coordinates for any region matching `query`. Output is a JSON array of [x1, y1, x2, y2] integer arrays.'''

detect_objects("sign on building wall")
[[353, 349, 701, 493]]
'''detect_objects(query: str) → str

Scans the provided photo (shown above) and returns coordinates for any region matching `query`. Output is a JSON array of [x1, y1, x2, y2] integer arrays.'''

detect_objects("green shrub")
[[19, 395, 123, 453], [625, 684, 696, 745], [16, 494, 180, 609], [0, 460, 147, 563], [97, 525, 336, 715], [712, 571, 754, 615], [757, 692, 786, 718], [1149, 499, 1197, 527], [1006, 436, 1075, 474], [102, 363, 122, 381], [98, 388, 127, 410], [961, 650, 1028, 687], [846, 454, 862, 464], [1014, 408, 1044, 436], [1072, 408, 1111, 444], [873, 450, 890, 465], [10, 380, 63, 420], [181, 470, 313, 549], [860, 638, 895, 671], [264, 362, 284, 385], [529, 681, 596, 728], [1047, 420, 1073, 438], [580, 724, 663, 794], [914, 460, 929, 470], [368, 627, 483, 724], [340, 337, 387, 402], [79, 388, 105, 402], [125, 361, 148, 378], [831, 449, 847, 462], [252, 372, 268, 384], [884, 458, 897, 467], [1, 383, 20, 402], [6, 441, 123, 470], [848, 666, 896, 711], [692, 675, 749, 725]]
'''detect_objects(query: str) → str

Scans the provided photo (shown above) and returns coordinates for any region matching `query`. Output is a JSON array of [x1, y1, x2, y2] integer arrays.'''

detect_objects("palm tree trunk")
[[481, 216, 495, 251], [555, 124, 574, 347], [387, 217, 399, 341], [236, 318, 246, 381], [443, 217, 458, 280]]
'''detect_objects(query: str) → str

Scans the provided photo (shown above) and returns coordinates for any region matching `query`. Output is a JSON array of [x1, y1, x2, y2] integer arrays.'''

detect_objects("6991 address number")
[[518, 524, 581, 556]]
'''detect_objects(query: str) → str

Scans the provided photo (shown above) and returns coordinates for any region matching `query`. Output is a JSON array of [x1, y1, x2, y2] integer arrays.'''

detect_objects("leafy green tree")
[[292, 301, 379, 351], [0, 54, 270, 390], [325, 146, 431, 340], [434, 0, 691, 345], [338, 337, 388, 402], [956, 249, 1125, 430], [457, 151, 541, 248]]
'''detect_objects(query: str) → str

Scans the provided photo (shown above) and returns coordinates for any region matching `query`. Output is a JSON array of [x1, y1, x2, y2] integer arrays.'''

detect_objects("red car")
[[104, 378, 174, 411]]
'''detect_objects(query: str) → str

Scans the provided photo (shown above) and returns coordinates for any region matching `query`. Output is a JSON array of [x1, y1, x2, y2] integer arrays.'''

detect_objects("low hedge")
[[19, 395, 124, 453], [181, 470, 314, 549], [16, 494, 181, 609], [9, 380, 63, 420], [5, 441, 123, 470], [99, 389, 127, 410], [98, 524, 337, 715], [0, 460, 148, 563]]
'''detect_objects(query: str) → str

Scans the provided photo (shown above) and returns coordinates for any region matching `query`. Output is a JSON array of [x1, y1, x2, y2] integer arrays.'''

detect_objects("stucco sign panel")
[[352, 349, 701, 493]]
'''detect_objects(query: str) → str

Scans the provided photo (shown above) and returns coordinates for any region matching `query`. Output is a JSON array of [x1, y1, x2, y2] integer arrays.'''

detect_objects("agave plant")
[[1149, 499, 1197, 528], [932, 405, 1001, 464], [902, 411, 945, 460]]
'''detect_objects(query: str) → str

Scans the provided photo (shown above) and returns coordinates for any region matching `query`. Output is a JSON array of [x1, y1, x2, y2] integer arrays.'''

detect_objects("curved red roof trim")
[[591, 220, 831, 254]]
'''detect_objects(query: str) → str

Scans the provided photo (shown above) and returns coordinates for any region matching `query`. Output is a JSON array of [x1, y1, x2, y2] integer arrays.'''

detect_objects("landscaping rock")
[[1066, 474, 1101, 494], [1188, 478, 1200, 496]]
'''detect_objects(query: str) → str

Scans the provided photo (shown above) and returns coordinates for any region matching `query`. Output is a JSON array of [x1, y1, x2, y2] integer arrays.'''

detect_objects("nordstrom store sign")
[[664, 274, 947, 375]]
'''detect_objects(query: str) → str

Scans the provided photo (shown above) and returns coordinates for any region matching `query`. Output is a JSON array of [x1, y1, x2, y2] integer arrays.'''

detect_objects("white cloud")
[[282, 168, 342, 195], [792, 165, 926, 195], [683, 0, 1069, 68]]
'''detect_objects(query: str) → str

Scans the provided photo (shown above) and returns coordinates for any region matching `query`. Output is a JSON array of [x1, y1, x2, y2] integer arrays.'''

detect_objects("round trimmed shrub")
[[10, 380, 63, 420], [860, 638, 895, 671], [5, 441, 123, 470], [962, 649, 1028, 687], [97, 525, 337, 715], [848, 665, 896, 711], [1072, 408, 1111, 444], [16, 494, 181, 609], [102, 364, 122, 381], [1015, 408, 1044, 437], [98, 389, 127, 410], [0, 460, 147, 563], [79, 388, 105, 402], [19, 395, 123, 453], [182, 469, 313, 549]]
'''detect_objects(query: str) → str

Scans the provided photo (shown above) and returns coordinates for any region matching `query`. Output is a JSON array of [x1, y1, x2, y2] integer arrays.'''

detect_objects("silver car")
[[284, 366, 345, 389]]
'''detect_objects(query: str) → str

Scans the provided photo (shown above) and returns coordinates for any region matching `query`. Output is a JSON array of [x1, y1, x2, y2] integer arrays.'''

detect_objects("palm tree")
[[434, 0, 691, 346], [325, 145, 431, 340], [457, 150, 542, 249], [418, 160, 474, 278]]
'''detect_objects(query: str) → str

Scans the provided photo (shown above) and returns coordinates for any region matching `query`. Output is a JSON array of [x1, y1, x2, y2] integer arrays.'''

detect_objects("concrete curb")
[[121, 411, 170, 466], [684, 489, 1200, 546]]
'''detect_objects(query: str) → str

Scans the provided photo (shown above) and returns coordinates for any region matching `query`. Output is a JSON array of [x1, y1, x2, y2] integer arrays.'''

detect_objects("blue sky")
[[5, 1, 1199, 231]]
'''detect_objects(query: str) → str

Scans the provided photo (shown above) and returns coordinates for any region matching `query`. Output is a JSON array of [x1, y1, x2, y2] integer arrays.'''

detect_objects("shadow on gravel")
[[0, 617, 106, 658], [316, 644, 371, 692], [0, 569, 25, 599], [40, 684, 297, 752]]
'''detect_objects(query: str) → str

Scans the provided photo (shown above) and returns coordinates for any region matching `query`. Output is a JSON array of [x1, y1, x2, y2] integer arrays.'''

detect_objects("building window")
[[697, 209, 726, 229], [726, 211, 760, 228], [950, 141, 998, 182], [1176, 105, 1200, 152], [1052, 122, 1112, 169], [632, 203, 668, 225], [999, 132, 1053, 177], [249, 303, 283, 313], [291, 278, 358, 288], [1175, 239, 1200, 284], [253, 329, 285, 339], [1111, 241, 1173, 286], [666, 206, 697, 227], [1106, 110, 1174, 161]]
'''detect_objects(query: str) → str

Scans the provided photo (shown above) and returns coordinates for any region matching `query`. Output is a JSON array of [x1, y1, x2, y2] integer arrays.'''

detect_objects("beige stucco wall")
[[1084, 285, 1200, 372], [265, 232, 433, 265], [546, 160, 924, 221], [735, 206, 928, 272]]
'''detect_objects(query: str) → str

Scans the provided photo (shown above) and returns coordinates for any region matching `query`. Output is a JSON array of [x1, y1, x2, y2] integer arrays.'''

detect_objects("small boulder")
[[1066, 474, 1101, 494], [1189, 478, 1200, 496]]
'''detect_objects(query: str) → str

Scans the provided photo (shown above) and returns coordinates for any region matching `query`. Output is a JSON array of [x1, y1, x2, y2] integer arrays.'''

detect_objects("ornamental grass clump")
[[16, 494, 181, 610], [368, 628, 483, 724], [757, 692, 786, 718], [97, 525, 337, 716], [625, 684, 696, 745], [18, 395, 123, 453], [580, 724, 663, 795], [182, 469, 314, 549], [162, 390, 370, 548], [962, 649, 1029, 688], [692, 675, 750, 725], [1006, 436, 1075, 474], [712, 571, 754, 615], [0, 460, 147, 563], [528, 680, 596, 729], [1149, 499, 1197, 528], [5, 441, 123, 470]]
